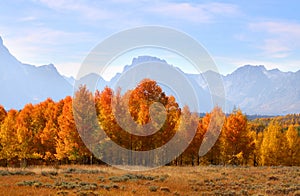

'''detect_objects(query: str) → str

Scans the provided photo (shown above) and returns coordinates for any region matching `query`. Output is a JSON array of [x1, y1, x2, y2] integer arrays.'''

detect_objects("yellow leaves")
[[236, 151, 244, 160], [44, 151, 54, 161], [0, 109, 18, 160], [286, 125, 298, 149], [285, 125, 300, 165], [0, 79, 299, 166], [31, 152, 43, 159], [260, 120, 290, 166]]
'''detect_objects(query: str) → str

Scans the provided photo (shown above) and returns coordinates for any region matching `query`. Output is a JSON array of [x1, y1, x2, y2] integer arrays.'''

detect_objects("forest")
[[0, 79, 299, 167]]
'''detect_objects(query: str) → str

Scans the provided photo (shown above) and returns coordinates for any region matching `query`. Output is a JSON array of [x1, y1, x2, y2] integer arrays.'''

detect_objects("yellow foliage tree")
[[16, 104, 42, 165], [285, 125, 300, 165], [0, 110, 18, 161], [260, 120, 287, 166]]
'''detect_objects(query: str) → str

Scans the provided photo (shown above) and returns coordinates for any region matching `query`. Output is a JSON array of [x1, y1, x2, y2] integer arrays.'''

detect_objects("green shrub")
[[0, 170, 10, 176], [54, 181, 78, 190], [123, 173, 159, 181], [62, 168, 105, 174], [56, 190, 69, 195], [16, 180, 42, 187], [98, 176, 105, 182], [41, 171, 58, 176], [99, 184, 111, 191], [77, 191, 98, 196], [79, 182, 97, 190], [149, 186, 159, 192], [109, 176, 129, 182], [160, 187, 170, 192], [1, 170, 35, 176], [159, 174, 169, 182], [11, 170, 35, 175]]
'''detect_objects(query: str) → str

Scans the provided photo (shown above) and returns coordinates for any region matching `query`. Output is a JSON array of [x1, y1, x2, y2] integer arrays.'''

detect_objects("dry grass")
[[0, 165, 299, 195]]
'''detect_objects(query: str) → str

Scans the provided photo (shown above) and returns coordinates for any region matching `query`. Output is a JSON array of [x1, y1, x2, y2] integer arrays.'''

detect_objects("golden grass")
[[0, 165, 299, 195]]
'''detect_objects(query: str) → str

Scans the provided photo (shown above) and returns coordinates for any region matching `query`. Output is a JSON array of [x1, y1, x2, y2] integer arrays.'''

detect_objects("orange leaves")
[[128, 79, 167, 125], [221, 109, 254, 165], [56, 95, 90, 161], [0, 79, 299, 166], [0, 105, 6, 124], [199, 107, 225, 165], [223, 109, 247, 143], [96, 79, 179, 154]]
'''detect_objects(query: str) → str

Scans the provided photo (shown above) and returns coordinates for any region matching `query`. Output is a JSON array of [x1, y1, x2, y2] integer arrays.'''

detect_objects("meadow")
[[0, 165, 299, 196]]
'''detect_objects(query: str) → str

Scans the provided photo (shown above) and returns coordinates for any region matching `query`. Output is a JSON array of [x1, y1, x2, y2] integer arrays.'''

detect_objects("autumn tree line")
[[0, 79, 299, 167]]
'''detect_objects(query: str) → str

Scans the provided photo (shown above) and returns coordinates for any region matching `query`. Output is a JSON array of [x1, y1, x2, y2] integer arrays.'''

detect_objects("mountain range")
[[0, 36, 72, 109], [1, 36, 299, 115]]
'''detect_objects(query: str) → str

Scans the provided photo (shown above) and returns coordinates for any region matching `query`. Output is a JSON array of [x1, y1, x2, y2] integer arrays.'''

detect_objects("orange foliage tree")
[[56, 96, 90, 163], [16, 103, 40, 165], [0, 105, 6, 124], [0, 79, 299, 166], [221, 109, 254, 165], [200, 107, 225, 165]]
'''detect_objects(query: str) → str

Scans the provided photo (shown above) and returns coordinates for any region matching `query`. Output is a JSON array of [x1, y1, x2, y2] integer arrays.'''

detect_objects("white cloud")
[[36, 0, 114, 20], [147, 2, 239, 23], [260, 39, 291, 58], [1, 26, 92, 67], [32, 0, 145, 30], [35, 0, 239, 24], [249, 21, 300, 35], [249, 21, 300, 58], [18, 16, 37, 22]]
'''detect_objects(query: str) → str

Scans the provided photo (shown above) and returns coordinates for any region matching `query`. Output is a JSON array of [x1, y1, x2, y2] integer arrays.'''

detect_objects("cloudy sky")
[[0, 0, 300, 78]]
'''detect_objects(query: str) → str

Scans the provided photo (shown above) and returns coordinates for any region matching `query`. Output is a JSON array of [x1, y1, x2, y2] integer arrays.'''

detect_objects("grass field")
[[0, 165, 299, 196]]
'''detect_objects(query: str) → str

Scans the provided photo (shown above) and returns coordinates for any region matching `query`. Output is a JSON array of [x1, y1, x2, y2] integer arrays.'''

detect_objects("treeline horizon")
[[0, 79, 299, 167]]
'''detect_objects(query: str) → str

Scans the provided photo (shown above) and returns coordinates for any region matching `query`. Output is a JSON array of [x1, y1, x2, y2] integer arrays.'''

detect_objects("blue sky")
[[1, 0, 300, 79]]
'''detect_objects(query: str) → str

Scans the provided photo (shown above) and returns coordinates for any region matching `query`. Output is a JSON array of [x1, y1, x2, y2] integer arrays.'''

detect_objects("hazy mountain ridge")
[[0, 36, 72, 109], [224, 65, 300, 114], [0, 36, 299, 115]]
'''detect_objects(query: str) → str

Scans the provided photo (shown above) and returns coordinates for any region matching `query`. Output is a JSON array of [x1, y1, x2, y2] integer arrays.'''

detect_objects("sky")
[[0, 0, 300, 79]]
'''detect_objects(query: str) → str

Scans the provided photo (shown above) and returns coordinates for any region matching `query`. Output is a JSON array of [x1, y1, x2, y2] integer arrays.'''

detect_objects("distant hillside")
[[223, 65, 300, 115], [0, 36, 72, 109], [0, 36, 300, 115]]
